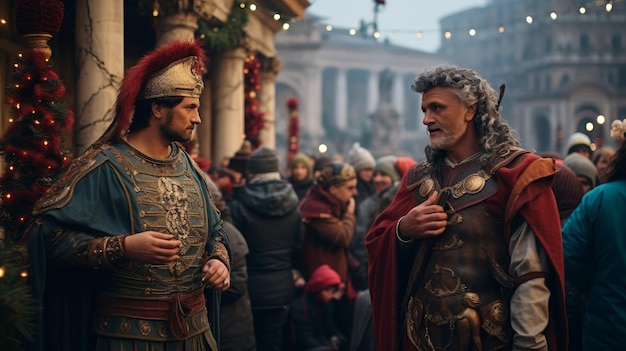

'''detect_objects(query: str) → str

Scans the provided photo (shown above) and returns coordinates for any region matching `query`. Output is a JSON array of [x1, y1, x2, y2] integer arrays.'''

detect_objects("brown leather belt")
[[97, 290, 206, 339]]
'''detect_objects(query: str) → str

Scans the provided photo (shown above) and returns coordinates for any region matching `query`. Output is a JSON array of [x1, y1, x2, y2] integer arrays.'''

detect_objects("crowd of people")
[[21, 39, 626, 351]]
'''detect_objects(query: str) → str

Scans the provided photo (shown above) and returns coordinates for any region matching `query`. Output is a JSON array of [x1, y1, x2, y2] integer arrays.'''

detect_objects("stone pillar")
[[394, 71, 405, 123], [155, 12, 198, 45], [211, 47, 246, 165], [368, 70, 378, 114], [257, 56, 282, 149], [75, 0, 124, 153], [197, 76, 212, 159], [304, 66, 324, 150], [336, 68, 347, 129]]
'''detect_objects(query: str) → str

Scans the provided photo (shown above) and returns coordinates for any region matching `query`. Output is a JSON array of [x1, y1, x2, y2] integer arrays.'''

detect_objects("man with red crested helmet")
[[25, 40, 230, 351]]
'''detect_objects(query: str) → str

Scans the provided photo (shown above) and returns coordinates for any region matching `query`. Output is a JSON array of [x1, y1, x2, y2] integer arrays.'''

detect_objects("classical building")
[[439, 0, 626, 155], [0, 0, 309, 164], [275, 14, 445, 160]]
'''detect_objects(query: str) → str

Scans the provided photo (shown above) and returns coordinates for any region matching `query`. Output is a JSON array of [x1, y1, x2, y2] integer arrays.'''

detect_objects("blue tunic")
[[26, 141, 229, 351]]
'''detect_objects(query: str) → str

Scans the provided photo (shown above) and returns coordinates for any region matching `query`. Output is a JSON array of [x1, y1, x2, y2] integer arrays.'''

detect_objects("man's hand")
[[123, 231, 181, 264], [202, 259, 230, 291], [398, 191, 448, 240]]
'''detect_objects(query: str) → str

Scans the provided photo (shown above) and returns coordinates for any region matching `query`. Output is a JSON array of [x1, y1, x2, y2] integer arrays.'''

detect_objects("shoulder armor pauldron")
[[33, 146, 108, 214], [406, 161, 433, 191]]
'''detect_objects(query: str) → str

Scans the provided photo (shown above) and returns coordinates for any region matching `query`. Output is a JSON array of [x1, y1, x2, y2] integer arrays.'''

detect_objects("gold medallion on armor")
[[419, 178, 435, 197], [462, 174, 485, 194]]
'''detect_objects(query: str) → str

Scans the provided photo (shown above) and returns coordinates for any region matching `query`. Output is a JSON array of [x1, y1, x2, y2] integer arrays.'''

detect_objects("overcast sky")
[[306, 0, 489, 53]]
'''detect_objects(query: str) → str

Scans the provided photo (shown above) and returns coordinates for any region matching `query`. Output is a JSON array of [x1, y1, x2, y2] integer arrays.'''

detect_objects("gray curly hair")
[[411, 65, 520, 169]]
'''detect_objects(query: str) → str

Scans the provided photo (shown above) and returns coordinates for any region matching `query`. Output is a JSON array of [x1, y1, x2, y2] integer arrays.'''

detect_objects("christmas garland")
[[244, 55, 264, 148], [197, 1, 249, 53], [287, 97, 300, 164]]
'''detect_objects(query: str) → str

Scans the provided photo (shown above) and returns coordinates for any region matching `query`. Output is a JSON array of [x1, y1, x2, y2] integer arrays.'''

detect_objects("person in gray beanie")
[[227, 146, 304, 351], [346, 142, 376, 211], [350, 155, 403, 351], [564, 152, 599, 193], [351, 155, 401, 291]]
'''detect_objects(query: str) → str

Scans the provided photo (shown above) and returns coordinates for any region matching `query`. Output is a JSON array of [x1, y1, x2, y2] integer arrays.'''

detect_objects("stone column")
[[197, 76, 212, 159], [211, 47, 246, 165], [257, 56, 282, 149], [303, 66, 324, 150], [336, 68, 347, 129], [394, 71, 405, 123], [155, 12, 198, 45], [368, 70, 378, 114], [75, 0, 124, 153]]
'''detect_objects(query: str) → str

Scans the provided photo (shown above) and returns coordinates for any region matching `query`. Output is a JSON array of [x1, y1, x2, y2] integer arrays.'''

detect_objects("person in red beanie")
[[288, 264, 346, 351], [25, 40, 230, 351]]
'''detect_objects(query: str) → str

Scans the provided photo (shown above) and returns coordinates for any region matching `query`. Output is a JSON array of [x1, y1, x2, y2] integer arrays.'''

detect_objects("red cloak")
[[365, 153, 567, 350]]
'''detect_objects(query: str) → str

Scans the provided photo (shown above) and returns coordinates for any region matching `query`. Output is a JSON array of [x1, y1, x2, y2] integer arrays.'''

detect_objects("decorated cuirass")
[[403, 157, 515, 351], [100, 142, 210, 296]]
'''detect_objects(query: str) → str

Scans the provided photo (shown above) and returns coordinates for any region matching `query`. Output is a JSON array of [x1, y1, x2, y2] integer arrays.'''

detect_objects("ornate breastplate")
[[405, 159, 514, 351], [101, 142, 209, 297]]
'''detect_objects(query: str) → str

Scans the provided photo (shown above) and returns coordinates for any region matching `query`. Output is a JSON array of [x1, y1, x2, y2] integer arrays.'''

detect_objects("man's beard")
[[161, 110, 192, 143]]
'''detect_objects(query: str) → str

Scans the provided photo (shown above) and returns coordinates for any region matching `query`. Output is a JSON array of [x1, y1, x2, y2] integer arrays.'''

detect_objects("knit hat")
[[564, 152, 598, 189], [567, 132, 592, 155], [228, 140, 252, 174], [347, 142, 375, 171], [373, 155, 400, 181], [247, 146, 279, 174], [396, 156, 418, 177], [290, 153, 313, 173], [317, 162, 356, 189], [305, 264, 342, 294]]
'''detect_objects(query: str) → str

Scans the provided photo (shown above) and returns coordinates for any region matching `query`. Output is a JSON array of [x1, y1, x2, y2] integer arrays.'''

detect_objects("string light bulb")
[[550, 12, 558, 20], [250, 3, 257, 11], [579, 6, 587, 14], [606, 1, 613, 12], [152, 0, 159, 17], [525, 16, 533, 24]]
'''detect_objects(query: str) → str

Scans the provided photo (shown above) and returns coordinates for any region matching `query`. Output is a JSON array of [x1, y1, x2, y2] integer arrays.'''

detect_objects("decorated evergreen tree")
[[0, 47, 74, 351], [0, 2, 72, 348]]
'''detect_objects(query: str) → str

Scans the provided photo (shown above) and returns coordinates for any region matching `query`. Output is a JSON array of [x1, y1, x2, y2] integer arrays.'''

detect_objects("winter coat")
[[229, 179, 303, 308]]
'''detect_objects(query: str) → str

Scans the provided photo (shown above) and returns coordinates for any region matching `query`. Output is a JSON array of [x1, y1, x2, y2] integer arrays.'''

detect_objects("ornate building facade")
[[439, 0, 626, 155], [0, 0, 309, 164], [275, 15, 444, 160]]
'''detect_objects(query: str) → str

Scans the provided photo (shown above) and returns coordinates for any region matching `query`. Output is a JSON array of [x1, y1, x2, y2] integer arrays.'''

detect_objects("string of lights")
[[318, 0, 624, 43]]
